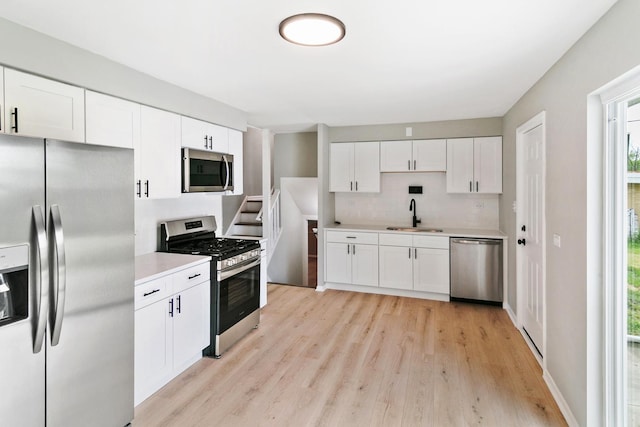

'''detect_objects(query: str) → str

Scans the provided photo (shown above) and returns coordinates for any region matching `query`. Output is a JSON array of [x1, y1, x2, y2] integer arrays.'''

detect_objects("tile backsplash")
[[334, 173, 499, 229]]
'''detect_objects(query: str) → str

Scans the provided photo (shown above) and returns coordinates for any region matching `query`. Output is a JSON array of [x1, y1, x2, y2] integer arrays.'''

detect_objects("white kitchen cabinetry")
[[228, 128, 244, 195], [325, 231, 378, 286], [134, 260, 210, 406], [329, 142, 380, 193], [85, 91, 140, 149], [181, 116, 229, 153], [380, 139, 446, 172], [378, 234, 449, 294], [446, 137, 502, 194], [135, 106, 181, 199], [3, 68, 85, 142]]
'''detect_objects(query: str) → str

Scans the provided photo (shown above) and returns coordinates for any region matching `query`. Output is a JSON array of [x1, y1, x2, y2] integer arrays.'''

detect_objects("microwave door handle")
[[222, 155, 230, 190]]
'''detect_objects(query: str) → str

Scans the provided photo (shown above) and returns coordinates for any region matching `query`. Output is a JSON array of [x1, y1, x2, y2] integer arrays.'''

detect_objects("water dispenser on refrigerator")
[[0, 245, 28, 326]]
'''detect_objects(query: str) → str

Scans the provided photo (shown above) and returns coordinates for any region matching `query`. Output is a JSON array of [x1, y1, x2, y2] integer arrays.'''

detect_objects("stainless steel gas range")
[[160, 216, 260, 358]]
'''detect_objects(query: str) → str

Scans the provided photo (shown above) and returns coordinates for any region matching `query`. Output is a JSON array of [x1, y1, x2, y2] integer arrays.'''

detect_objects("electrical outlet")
[[553, 234, 561, 247], [405, 126, 412, 137]]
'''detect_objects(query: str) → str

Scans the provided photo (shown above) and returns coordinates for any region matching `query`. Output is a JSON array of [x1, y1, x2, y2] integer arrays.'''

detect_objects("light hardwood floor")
[[134, 285, 567, 426]]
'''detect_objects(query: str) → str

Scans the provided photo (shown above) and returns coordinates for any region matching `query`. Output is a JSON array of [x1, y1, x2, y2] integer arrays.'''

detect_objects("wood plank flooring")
[[133, 285, 566, 426]]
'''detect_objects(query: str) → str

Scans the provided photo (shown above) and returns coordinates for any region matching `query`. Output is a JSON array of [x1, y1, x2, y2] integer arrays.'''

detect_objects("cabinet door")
[[325, 242, 351, 284], [474, 136, 502, 193], [380, 140, 412, 172], [228, 129, 244, 195], [379, 245, 413, 290], [173, 283, 209, 372], [413, 139, 446, 172], [4, 68, 85, 142], [329, 143, 354, 192], [134, 299, 173, 406], [446, 138, 474, 193], [181, 116, 210, 150], [413, 248, 450, 294], [351, 244, 379, 287], [207, 122, 229, 153], [353, 141, 380, 192], [85, 91, 140, 149], [139, 106, 181, 199]]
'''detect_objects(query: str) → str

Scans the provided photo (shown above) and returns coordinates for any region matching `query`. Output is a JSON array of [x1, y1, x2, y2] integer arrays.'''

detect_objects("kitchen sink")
[[386, 227, 443, 233]]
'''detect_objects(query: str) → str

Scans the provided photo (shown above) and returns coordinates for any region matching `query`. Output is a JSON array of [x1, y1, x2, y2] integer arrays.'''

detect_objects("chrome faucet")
[[409, 198, 421, 228]]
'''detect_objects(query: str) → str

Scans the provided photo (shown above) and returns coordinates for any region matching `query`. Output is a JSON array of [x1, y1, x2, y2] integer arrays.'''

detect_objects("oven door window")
[[218, 263, 260, 333]]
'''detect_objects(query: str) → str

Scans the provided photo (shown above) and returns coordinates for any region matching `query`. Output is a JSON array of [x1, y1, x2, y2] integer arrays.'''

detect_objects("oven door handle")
[[218, 258, 260, 281]]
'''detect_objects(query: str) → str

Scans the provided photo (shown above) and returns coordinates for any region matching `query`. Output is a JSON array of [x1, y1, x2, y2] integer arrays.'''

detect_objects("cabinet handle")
[[476, 181, 479, 192], [347, 245, 350, 255], [355, 181, 358, 191], [408, 160, 411, 170], [350, 181, 353, 191], [414, 160, 416, 170], [145, 180, 149, 197], [352, 244, 356, 255], [188, 273, 201, 280], [408, 248, 411, 258], [209, 136, 213, 149], [469, 181, 472, 193], [414, 248, 417, 259], [176, 295, 181, 314], [136, 180, 142, 198], [346, 236, 356, 239], [11, 107, 18, 133], [169, 298, 174, 317], [204, 135, 208, 149], [143, 289, 160, 297]]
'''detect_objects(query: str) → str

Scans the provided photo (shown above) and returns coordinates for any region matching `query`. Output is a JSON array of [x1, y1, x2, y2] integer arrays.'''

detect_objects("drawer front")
[[326, 231, 378, 245], [413, 235, 450, 249], [135, 278, 170, 310], [378, 233, 412, 247], [173, 262, 211, 294]]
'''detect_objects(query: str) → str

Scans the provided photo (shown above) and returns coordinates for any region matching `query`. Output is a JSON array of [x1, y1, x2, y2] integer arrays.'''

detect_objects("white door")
[[85, 91, 140, 149], [474, 136, 503, 193], [446, 138, 474, 193], [380, 140, 412, 172], [414, 248, 450, 294], [329, 143, 354, 192], [517, 115, 545, 357], [379, 245, 413, 289], [353, 142, 380, 192], [351, 244, 379, 286], [413, 139, 447, 172], [173, 284, 208, 372], [325, 242, 351, 283]]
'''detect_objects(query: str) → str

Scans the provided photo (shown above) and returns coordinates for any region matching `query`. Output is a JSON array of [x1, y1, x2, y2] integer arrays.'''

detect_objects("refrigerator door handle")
[[49, 204, 67, 346], [32, 205, 49, 353]]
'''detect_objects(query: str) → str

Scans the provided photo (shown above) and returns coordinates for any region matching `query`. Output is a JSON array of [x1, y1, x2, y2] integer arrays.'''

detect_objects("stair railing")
[[268, 189, 282, 257]]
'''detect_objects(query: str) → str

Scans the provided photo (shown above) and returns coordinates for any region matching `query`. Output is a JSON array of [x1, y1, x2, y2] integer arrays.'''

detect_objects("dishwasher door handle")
[[451, 238, 501, 245]]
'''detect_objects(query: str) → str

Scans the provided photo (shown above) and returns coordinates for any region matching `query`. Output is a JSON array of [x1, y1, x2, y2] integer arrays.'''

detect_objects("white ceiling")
[[0, 0, 617, 132]]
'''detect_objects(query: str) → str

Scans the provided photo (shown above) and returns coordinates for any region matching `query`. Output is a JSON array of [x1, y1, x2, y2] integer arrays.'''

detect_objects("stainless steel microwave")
[[182, 148, 234, 193]]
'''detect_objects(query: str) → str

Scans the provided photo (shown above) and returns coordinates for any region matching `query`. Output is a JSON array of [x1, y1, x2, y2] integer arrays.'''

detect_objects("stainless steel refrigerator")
[[0, 135, 134, 427]]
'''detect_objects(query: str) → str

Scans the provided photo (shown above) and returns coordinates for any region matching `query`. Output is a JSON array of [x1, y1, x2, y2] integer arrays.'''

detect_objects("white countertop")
[[324, 224, 507, 239], [135, 252, 211, 285]]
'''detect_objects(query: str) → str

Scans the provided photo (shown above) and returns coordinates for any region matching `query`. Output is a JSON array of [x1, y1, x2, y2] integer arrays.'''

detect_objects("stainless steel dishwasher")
[[450, 238, 503, 304]]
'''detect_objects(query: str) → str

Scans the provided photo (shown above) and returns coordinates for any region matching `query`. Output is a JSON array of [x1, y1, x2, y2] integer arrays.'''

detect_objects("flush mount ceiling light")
[[279, 13, 346, 47]]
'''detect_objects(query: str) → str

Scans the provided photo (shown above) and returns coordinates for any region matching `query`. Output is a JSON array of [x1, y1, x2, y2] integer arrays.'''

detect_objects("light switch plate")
[[405, 127, 412, 137], [553, 234, 561, 247]]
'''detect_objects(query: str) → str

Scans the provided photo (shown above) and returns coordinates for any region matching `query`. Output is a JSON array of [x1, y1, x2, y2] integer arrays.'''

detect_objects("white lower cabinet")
[[325, 231, 378, 287], [378, 234, 450, 294], [134, 261, 210, 406]]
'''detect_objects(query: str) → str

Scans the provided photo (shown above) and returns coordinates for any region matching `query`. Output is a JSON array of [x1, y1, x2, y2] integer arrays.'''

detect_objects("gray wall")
[[273, 132, 318, 189], [328, 117, 502, 142], [243, 127, 264, 197], [0, 17, 246, 130], [500, 0, 640, 424]]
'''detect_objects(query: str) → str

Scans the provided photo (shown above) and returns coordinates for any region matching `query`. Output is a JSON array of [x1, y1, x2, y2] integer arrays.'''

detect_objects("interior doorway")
[[307, 220, 318, 288]]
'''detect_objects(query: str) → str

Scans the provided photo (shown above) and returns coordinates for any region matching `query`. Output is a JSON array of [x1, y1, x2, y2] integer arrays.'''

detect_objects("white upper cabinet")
[[380, 139, 446, 172], [227, 129, 244, 195], [181, 116, 228, 153], [4, 68, 85, 142], [329, 141, 380, 193], [446, 137, 502, 194], [136, 106, 181, 199], [85, 91, 140, 149]]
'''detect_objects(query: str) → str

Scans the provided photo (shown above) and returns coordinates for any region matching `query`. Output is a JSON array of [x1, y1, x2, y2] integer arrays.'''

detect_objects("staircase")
[[227, 196, 263, 237]]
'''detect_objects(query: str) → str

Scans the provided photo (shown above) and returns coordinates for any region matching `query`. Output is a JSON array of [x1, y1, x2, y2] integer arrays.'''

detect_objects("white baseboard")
[[315, 285, 326, 292], [543, 370, 579, 427], [504, 302, 518, 328]]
